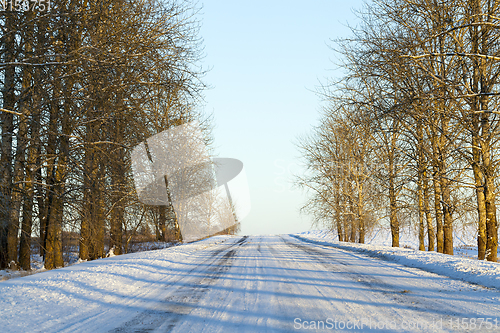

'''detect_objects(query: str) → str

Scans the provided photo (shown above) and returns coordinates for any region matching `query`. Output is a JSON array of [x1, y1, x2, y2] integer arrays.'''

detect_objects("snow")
[[0, 241, 178, 282], [0, 253, 45, 281], [0, 233, 499, 332], [294, 230, 500, 290], [0, 236, 229, 332]]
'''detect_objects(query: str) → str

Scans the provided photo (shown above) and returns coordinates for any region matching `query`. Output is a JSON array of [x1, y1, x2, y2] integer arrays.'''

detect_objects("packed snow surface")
[[296, 230, 500, 290], [1, 233, 500, 332]]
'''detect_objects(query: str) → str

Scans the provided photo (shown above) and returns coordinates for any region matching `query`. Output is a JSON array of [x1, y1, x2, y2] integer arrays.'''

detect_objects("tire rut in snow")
[[110, 236, 247, 333], [283, 237, 408, 293], [282, 237, 471, 318]]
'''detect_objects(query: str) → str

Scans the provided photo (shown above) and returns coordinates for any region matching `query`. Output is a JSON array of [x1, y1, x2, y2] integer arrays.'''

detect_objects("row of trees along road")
[[0, 0, 212, 270], [297, 0, 499, 262]]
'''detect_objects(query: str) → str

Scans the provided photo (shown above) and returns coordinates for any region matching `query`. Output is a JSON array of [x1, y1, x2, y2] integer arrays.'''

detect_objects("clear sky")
[[199, 0, 365, 235]]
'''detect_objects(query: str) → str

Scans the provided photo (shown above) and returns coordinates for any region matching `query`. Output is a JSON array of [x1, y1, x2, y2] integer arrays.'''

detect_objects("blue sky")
[[200, 0, 365, 235]]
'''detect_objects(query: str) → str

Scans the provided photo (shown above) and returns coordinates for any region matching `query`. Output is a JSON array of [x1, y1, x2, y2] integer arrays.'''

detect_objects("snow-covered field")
[[1, 233, 500, 332]]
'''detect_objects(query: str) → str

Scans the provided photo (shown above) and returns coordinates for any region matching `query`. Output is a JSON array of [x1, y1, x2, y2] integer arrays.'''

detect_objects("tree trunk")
[[423, 169, 435, 251], [480, 93, 498, 262], [110, 117, 125, 254], [435, 115, 453, 255], [441, 176, 454, 255], [335, 195, 343, 241], [0, 12, 17, 269], [43, 43, 66, 269], [484, 180, 498, 262], [157, 206, 167, 242], [388, 156, 399, 247], [430, 126, 444, 253], [472, 131, 487, 260], [357, 183, 365, 244], [483, 134, 498, 262], [18, 14, 38, 270], [416, 121, 426, 251], [467, 5, 488, 260], [80, 117, 96, 261], [417, 179, 426, 251]]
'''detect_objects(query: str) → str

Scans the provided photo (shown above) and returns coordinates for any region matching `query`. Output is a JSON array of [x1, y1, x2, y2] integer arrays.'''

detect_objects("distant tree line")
[[298, 0, 499, 262], [0, 0, 212, 270]]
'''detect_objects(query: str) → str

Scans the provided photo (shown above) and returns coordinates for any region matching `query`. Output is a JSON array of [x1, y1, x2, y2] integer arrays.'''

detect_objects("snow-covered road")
[[3, 235, 500, 332]]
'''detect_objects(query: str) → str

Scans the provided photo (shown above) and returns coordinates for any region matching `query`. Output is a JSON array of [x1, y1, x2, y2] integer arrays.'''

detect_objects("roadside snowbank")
[[293, 231, 500, 290], [0, 235, 232, 332], [0, 241, 180, 282]]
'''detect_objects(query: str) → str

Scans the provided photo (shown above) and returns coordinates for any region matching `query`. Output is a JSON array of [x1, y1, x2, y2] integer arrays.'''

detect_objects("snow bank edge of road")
[[291, 233, 500, 290], [0, 235, 234, 284]]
